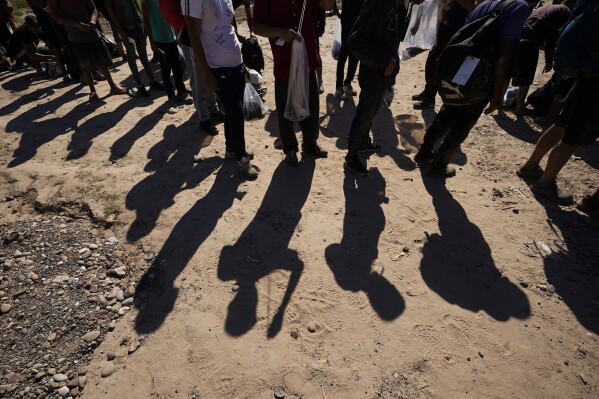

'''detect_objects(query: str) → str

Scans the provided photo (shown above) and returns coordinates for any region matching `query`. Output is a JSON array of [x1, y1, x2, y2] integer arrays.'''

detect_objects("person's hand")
[[203, 72, 219, 92], [484, 97, 502, 114], [542, 62, 552, 73], [89, 20, 97, 31], [281, 29, 301, 43], [384, 59, 397, 77]]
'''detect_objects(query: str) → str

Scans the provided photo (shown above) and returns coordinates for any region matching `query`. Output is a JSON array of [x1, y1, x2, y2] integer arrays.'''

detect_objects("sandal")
[[110, 85, 127, 95]]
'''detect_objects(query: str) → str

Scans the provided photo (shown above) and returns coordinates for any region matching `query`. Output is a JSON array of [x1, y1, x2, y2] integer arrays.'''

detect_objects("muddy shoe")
[[516, 163, 543, 179], [530, 181, 573, 205], [344, 156, 368, 176], [237, 156, 259, 180], [425, 164, 456, 178]]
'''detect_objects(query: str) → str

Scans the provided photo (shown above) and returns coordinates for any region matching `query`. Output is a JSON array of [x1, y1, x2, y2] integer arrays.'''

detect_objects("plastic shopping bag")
[[332, 17, 342, 60], [503, 85, 519, 108], [399, 0, 440, 61], [284, 37, 310, 121], [243, 83, 268, 121]]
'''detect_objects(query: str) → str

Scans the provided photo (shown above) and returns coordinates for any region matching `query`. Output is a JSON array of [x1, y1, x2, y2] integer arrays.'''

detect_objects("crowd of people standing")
[[1, 0, 597, 221]]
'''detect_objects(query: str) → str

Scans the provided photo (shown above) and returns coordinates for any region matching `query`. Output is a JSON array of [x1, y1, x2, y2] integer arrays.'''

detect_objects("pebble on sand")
[[82, 330, 101, 342], [100, 364, 116, 378]]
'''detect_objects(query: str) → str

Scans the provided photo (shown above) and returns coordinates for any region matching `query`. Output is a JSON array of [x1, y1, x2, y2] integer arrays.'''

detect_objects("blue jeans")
[[210, 64, 246, 160], [346, 88, 386, 157]]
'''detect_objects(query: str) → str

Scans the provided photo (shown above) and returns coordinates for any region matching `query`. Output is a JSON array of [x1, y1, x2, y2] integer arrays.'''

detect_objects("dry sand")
[[1, 15, 598, 399]]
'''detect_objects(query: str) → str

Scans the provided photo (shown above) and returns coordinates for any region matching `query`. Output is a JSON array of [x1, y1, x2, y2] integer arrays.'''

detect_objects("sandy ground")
[[1, 15, 598, 399]]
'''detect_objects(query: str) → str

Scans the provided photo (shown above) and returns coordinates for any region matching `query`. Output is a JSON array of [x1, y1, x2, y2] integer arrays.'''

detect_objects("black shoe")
[[425, 164, 456, 178], [137, 85, 150, 97], [357, 141, 381, 153], [344, 157, 368, 176], [412, 90, 428, 101], [303, 144, 328, 158], [200, 119, 219, 136], [175, 90, 193, 105], [285, 151, 299, 167], [150, 81, 165, 91], [226, 150, 254, 160], [414, 147, 434, 164], [413, 97, 435, 110], [516, 164, 543, 179]]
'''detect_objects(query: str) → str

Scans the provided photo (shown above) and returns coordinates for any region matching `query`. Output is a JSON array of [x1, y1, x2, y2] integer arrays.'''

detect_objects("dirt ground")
[[1, 14, 598, 399]]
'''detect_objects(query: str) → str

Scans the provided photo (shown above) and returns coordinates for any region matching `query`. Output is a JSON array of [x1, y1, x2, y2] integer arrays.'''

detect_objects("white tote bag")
[[284, 0, 311, 122]]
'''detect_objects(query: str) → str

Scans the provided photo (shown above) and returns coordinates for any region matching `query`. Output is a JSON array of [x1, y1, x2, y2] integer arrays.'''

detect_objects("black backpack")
[[436, 0, 515, 106], [241, 35, 265, 73]]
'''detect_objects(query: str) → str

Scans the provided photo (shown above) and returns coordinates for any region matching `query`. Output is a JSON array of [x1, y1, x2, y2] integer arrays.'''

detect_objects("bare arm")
[[183, 15, 219, 91], [23, 42, 55, 63], [485, 38, 517, 114], [244, 3, 253, 34]]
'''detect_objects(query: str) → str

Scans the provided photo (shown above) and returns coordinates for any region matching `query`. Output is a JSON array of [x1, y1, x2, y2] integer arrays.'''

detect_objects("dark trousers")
[[156, 41, 185, 96], [274, 71, 320, 154], [346, 87, 386, 157], [210, 64, 246, 160], [336, 28, 358, 89], [423, 34, 451, 97], [421, 100, 487, 165]]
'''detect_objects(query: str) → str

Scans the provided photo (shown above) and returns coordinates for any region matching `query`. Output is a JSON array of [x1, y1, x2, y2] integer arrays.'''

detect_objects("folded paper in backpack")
[[442, 56, 482, 98]]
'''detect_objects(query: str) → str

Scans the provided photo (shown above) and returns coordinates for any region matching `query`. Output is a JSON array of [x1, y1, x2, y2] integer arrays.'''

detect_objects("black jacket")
[[348, 0, 406, 91]]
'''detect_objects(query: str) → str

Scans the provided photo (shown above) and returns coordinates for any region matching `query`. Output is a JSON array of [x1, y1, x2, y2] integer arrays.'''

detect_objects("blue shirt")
[[467, 0, 530, 39]]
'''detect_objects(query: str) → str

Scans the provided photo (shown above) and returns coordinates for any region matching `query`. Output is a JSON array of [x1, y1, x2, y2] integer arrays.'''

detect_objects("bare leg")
[[98, 66, 125, 92], [522, 124, 565, 168], [515, 85, 529, 114], [538, 141, 576, 182]]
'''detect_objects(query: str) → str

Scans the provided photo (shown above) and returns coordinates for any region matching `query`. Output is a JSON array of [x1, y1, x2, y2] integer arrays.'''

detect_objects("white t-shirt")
[[181, 0, 243, 68]]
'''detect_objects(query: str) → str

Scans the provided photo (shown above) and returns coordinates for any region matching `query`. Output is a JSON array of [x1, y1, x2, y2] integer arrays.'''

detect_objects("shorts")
[[555, 76, 599, 146], [71, 40, 112, 72], [511, 40, 539, 87]]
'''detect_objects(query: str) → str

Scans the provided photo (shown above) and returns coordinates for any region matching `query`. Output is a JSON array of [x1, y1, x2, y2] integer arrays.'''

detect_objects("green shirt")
[[145, 0, 175, 43]]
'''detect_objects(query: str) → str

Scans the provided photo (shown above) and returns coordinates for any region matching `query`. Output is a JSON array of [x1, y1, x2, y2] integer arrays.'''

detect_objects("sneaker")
[[303, 144, 328, 158], [344, 156, 368, 176], [150, 81, 165, 91], [516, 163, 543, 179], [137, 85, 150, 97], [343, 84, 357, 96], [412, 90, 427, 101], [413, 97, 435, 110], [176, 90, 193, 105], [200, 119, 219, 136], [357, 141, 381, 153], [335, 87, 348, 100], [285, 150, 299, 167], [414, 147, 434, 165], [530, 181, 573, 205], [237, 156, 259, 180], [425, 164, 456, 178], [225, 150, 254, 160]]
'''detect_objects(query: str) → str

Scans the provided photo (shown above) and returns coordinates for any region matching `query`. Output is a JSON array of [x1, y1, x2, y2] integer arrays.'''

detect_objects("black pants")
[[421, 100, 488, 165], [335, 26, 358, 89], [274, 71, 320, 154], [210, 64, 246, 160], [156, 41, 185, 97], [347, 87, 386, 156]]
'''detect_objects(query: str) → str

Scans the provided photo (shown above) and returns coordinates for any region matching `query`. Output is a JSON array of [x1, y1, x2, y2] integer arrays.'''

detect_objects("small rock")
[[106, 352, 116, 361], [537, 284, 548, 292], [121, 297, 134, 306], [57, 386, 70, 398], [123, 286, 135, 298], [113, 266, 127, 277], [116, 289, 125, 302], [47, 333, 57, 342], [142, 245, 152, 253], [231, 284, 240, 293], [82, 330, 101, 342], [0, 303, 12, 314], [78, 376, 87, 388], [519, 281, 529, 288], [307, 323, 317, 333], [100, 364, 116, 378], [290, 329, 299, 339], [478, 351, 484, 358], [548, 284, 556, 293], [67, 377, 79, 388], [52, 373, 68, 382], [578, 373, 587, 385], [117, 306, 130, 316], [128, 340, 140, 354]]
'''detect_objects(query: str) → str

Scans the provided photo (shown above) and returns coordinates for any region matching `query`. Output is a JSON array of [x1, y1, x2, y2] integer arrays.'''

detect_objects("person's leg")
[[124, 39, 143, 87], [539, 142, 576, 181], [181, 45, 206, 120], [164, 42, 185, 93], [515, 85, 530, 114], [335, 42, 348, 90], [134, 30, 156, 85], [346, 88, 385, 156], [519, 124, 565, 172], [299, 71, 325, 155], [414, 105, 455, 163], [274, 78, 299, 155], [212, 65, 246, 156], [155, 43, 174, 97], [343, 53, 358, 87]]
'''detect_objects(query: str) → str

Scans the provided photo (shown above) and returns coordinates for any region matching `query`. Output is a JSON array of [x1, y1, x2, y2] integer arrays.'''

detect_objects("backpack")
[[553, 0, 599, 77], [241, 35, 265, 73], [436, 0, 515, 106], [160, 0, 186, 31]]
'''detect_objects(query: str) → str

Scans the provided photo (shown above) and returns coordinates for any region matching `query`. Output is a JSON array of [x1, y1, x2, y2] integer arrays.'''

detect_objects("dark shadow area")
[[134, 161, 241, 334], [539, 204, 599, 334], [126, 117, 218, 242], [1, 70, 59, 93], [65, 96, 155, 160], [419, 173, 531, 321], [372, 107, 416, 171], [218, 158, 316, 338], [420, 106, 438, 127], [320, 93, 356, 150], [264, 109, 279, 139], [492, 112, 544, 144], [325, 168, 405, 321], [6, 85, 91, 167]]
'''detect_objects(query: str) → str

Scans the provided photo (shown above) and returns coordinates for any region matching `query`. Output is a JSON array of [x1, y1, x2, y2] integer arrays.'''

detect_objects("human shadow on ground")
[[218, 158, 316, 338], [419, 173, 531, 321], [125, 117, 220, 242], [6, 85, 91, 167], [1, 70, 60, 93], [371, 107, 417, 171], [320, 93, 356, 149], [325, 169, 405, 322], [531, 196, 599, 334], [134, 161, 242, 334]]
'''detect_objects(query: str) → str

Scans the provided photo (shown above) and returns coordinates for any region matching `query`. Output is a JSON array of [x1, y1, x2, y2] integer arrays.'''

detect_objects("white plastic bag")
[[243, 83, 268, 121], [332, 17, 342, 60], [503, 85, 519, 108], [399, 0, 441, 61], [284, 0, 310, 122]]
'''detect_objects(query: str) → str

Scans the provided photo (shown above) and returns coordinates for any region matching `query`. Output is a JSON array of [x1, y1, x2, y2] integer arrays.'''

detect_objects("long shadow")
[[531, 197, 599, 334], [134, 162, 241, 334], [6, 85, 91, 167], [325, 169, 405, 321], [1, 70, 58, 93], [419, 174, 531, 320], [65, 96, 154, 160], [218, 158, 316, 338], [372, 107, 416, 171], [492, 113, 544, 144], [320, 93, 356, 150], [126, 117, 218, 242]]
